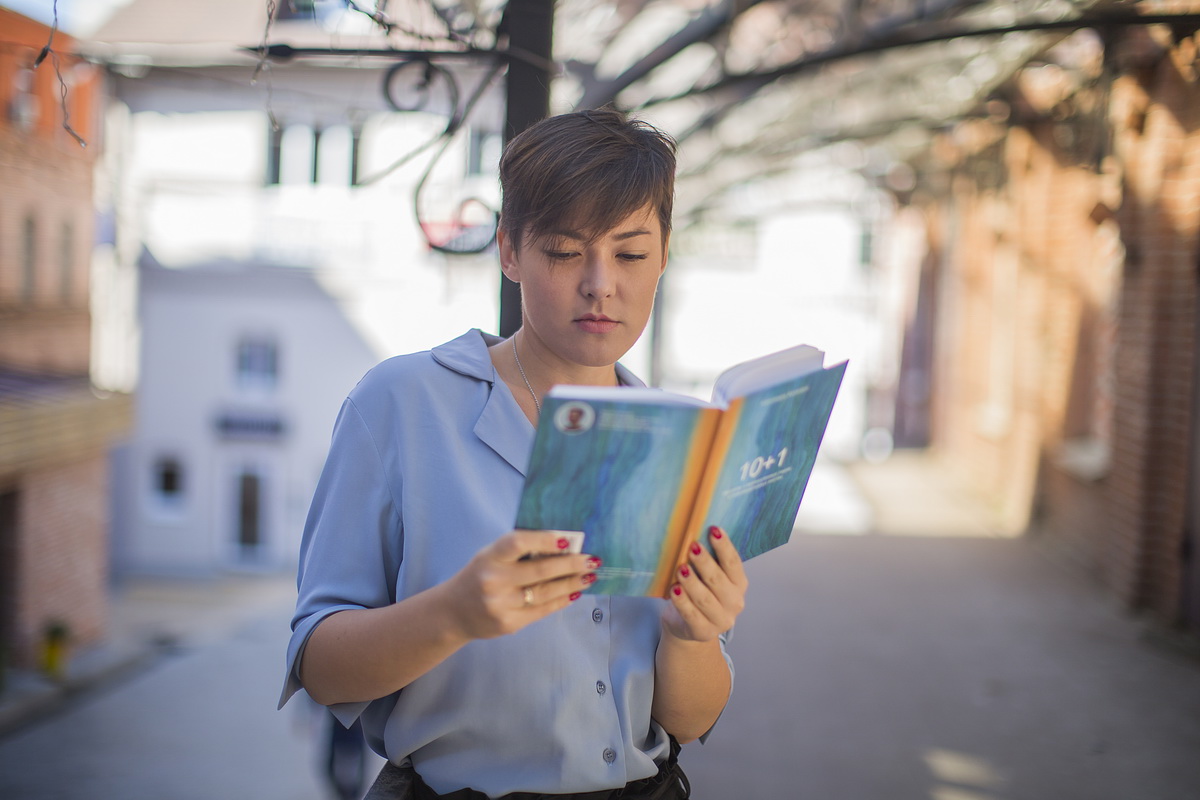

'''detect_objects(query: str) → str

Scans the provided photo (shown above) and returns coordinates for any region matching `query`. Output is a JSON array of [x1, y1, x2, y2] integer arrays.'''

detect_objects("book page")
[[547, 384, 712, 408], [711, 344, 825, 406]]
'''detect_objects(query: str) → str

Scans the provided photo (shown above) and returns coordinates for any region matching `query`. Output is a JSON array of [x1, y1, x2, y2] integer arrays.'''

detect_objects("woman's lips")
[[576, 316, 618, 334]]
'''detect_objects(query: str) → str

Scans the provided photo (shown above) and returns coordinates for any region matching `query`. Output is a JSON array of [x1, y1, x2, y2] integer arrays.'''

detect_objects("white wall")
[[125, 265, 384, 575], [109, 105, 505, 576]]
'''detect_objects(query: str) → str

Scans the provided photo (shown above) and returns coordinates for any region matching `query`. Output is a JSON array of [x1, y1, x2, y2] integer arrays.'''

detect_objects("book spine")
[[648, 407, 723, 597], [663, 398, 745, 591]]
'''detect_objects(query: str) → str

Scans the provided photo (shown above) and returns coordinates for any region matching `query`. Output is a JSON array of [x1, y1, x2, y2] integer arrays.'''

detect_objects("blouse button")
[[596, 680, 607, 696], [592, 608, 604, 623], [603, 748, 617, 765]]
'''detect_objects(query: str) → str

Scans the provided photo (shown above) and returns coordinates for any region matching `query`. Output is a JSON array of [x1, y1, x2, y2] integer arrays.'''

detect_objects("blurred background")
[[0, 0, 1199, 798]]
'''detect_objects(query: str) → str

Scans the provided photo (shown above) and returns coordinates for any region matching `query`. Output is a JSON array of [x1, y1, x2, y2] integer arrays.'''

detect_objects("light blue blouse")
[[280, 329, 732, 798]]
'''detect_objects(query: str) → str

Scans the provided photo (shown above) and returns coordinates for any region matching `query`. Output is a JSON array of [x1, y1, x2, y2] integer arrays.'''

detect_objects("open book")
[[515, 344, 848, 597]]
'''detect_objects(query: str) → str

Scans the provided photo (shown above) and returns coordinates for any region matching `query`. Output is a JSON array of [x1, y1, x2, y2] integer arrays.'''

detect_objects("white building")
[[91, 2, 506, 575], [114, 256, 386, 575], [106, 108, 501, 575]]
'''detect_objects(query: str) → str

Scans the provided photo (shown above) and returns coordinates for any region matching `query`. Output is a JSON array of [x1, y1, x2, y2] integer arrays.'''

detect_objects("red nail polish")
[[673, 585, 683, 596], [569, 591, 582, 602], [586, 557, 602, 569], [710, 527, 723, 540], [557, 537, 570, 549], [679, 564, 690, 578], [690, 542, 702, 556], [583, 573, 597, 585]]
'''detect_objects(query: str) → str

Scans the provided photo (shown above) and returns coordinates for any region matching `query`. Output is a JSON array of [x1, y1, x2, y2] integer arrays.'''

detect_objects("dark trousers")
[[364, 738, 690, 800]]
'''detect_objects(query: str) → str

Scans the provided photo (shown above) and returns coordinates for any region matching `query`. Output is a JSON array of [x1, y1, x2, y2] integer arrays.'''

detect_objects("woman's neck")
[[489, 330, 619, 425], [511, 330, 619, 391]]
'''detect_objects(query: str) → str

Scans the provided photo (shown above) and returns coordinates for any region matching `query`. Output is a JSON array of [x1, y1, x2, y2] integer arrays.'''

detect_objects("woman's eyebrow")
[[545, 227, 652, 242], [612, 229, 651, 241]]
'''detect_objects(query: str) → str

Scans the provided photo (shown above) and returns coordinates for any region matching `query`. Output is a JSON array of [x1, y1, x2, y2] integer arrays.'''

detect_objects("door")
[[0, 489, 19, 669], [1186, 257, 1200, 633], [234, 467, 266, 565], [237, 471, 262, 552], [220, 449, 283, 570], [224, 458, 270, 568]]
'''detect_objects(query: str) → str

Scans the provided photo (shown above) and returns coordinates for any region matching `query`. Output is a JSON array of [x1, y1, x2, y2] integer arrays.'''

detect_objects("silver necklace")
[[511, 337, 540, 414]]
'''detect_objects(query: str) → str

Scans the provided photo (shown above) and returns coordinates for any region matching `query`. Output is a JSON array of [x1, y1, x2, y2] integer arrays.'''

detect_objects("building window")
[[153, 457, 184, 506], [858, 223, 874, 268], [279, 124, 315, 186], [274, 0, 348, 22], [237, 339, 279, 389], [11, 68, 37, 132], [22, 215, 36, 303], [317, 125, 354, 186], [266, 123, 283, 185], [466, 127, 501, 177], [60, 220, 74, 304], [272, 124, 356, 187]]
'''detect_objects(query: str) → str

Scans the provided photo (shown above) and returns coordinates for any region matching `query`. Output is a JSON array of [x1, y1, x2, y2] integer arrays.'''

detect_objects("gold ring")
[[522, 586, 535, 607]]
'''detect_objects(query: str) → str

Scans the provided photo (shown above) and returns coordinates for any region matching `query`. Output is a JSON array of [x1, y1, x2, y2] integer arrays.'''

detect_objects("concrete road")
[[0, 579, 382, 800], [680, 456, 1200, 800], [1, 455, 1198, 800]]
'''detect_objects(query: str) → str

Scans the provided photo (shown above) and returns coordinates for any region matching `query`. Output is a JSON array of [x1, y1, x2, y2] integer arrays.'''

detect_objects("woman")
[[280, 108, 749, 800]]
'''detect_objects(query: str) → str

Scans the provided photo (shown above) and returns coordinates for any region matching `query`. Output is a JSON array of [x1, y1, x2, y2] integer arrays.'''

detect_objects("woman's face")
[[499, 203, 668, 372]]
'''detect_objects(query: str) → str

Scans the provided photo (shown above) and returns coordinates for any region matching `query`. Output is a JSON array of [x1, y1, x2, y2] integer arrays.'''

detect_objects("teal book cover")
[[515, 397, 720, 596], [515, 358, 846, 597], [692, 361, 848, 562]]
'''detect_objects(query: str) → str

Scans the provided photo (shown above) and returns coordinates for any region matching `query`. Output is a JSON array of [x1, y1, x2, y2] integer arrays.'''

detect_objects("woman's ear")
[[497, 228, 521, 282]]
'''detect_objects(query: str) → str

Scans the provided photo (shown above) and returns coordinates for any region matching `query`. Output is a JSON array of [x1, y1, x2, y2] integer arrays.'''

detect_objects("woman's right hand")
[[443, 530, 600, 640], [301, 530, 599, 705]]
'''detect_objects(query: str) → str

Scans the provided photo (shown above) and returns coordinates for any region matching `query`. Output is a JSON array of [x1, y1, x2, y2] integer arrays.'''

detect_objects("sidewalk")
[[3, 451, 1198, 800], [681, 450, 1200, 800], [797, 449, 1004, 538], [0, 571, 340, 800], [0, 571, 297, 738]]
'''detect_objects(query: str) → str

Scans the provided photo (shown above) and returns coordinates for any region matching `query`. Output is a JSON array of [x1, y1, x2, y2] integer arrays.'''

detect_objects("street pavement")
[[1, 452, 1199, 799], [680, 454, 1200, 799], [0, 573, 384, 799]]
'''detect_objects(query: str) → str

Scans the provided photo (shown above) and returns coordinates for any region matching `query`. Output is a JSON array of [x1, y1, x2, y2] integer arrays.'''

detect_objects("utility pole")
[[497, 0, 554, 337]]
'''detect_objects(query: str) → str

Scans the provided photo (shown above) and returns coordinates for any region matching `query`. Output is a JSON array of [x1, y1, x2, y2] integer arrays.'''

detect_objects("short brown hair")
[[498, 108, 676, 252]]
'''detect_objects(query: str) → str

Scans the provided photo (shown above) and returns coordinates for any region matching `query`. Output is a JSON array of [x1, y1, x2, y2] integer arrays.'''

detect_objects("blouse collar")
[[430, 329, 646, 389], [431, 329, 647, 476]]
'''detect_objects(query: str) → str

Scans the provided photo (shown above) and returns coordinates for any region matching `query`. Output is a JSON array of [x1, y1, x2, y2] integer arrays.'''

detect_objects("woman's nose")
[[581, 256, 616, 298]]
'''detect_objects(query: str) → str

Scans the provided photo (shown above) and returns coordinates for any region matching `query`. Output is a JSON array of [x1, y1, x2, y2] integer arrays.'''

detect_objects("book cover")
[[515, 354, 847, 596]]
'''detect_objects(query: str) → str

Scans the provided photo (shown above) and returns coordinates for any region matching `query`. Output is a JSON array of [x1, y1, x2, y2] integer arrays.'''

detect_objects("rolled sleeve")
[[279, 396, 403, 714], [697, 628, 735, 743]]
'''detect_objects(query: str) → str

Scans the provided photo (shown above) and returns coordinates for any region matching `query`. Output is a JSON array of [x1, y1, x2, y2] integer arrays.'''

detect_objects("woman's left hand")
[[661, 526, 748, 642]]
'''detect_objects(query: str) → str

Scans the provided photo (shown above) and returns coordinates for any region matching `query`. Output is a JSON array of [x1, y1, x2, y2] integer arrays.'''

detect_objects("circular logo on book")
[[554, 401, 595, 435]]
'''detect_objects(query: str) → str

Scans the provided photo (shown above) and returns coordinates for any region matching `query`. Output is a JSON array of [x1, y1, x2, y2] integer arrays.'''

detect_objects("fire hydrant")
[[40, 621, 70, 683]]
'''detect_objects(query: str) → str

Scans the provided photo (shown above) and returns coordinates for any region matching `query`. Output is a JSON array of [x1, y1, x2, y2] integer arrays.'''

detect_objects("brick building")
[[892, 9, 1200, 633], [0, 8, 132, 670]]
